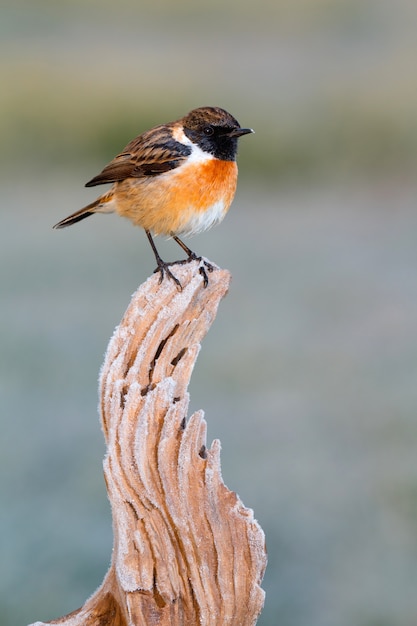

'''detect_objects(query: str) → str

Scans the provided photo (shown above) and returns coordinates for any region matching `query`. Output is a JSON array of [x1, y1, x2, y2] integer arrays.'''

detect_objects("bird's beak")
[[228, 127, 254, 138]]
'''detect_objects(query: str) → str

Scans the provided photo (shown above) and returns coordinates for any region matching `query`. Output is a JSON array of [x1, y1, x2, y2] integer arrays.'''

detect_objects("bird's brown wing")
[[85, 124, 192, 187]]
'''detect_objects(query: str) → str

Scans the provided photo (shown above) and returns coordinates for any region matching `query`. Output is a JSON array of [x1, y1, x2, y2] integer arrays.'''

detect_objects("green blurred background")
[[1, 1, 417, 625]]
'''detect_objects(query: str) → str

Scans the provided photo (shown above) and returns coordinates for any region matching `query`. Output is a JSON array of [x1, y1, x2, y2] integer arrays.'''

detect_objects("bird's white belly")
[[177, 199, 227, 237]]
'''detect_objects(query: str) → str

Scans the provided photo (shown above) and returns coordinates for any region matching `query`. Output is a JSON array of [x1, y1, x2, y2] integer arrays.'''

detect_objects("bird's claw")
[[153, 263, 183, 291], [182, 254, 214, 288], [154, 255, 214, 290]]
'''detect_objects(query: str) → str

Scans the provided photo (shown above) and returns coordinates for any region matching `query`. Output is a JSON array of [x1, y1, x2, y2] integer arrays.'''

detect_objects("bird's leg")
[[146, 230, 182, 290], [171, 235, 214, 288], [171, 236, 194, 259]]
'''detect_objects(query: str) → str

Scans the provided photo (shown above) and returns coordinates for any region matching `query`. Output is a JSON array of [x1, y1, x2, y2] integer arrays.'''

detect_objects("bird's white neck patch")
[[172, 126, 214, 164]]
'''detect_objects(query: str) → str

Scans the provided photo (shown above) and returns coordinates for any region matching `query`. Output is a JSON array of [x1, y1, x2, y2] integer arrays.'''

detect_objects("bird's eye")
[[203, 126, 214, 136]]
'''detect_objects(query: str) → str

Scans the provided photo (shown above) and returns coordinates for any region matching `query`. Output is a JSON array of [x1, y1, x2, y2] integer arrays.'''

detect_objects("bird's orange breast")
[[113, 158, 238, 236]]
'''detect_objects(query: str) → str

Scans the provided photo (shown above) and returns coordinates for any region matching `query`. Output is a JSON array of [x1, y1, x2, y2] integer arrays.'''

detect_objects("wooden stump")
[[29, 260, 267, 626]]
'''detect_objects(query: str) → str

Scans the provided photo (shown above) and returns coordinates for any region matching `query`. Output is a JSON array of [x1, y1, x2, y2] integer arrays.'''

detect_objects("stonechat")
[[53, 106, 253, 288]]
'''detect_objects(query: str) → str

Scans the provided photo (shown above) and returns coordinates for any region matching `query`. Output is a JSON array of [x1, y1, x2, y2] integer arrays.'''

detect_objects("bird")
[[53, 106, 253, 288]]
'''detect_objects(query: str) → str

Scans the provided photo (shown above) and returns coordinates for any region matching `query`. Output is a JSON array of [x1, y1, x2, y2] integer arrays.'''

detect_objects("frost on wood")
[[29, 260, 267, 626]]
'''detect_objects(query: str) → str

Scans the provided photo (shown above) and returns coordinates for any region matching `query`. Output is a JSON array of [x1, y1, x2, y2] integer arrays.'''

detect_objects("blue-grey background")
[[1, 1, 417, 625]]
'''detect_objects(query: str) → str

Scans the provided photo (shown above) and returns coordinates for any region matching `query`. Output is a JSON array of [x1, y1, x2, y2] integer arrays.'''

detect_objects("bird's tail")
[[53, 191, 115, 229]]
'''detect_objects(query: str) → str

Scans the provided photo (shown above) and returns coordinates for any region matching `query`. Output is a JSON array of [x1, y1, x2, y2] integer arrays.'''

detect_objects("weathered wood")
[[29, 260, 267, 626]]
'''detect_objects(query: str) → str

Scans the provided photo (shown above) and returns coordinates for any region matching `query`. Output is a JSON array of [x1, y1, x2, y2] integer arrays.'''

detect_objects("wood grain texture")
[[29, 260, 267, 626]]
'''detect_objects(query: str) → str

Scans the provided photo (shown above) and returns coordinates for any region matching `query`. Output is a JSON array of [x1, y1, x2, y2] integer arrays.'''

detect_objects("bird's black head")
[[182, 106, 253, 161]]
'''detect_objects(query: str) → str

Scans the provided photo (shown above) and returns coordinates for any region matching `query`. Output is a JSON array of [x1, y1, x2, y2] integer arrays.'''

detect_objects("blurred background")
[[1, 1, 417, 624]]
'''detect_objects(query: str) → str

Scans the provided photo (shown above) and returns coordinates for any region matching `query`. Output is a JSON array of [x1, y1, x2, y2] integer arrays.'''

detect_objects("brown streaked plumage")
[[54, 106, 253, 288]]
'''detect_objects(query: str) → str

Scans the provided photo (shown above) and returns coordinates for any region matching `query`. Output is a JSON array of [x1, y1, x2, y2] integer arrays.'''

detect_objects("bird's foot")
[[172, 253, 214, 288], [153, 261, 183, 290], [196, 256, 215, 288], [169, 235, 214, 287], [153, 254, 214, 290]]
